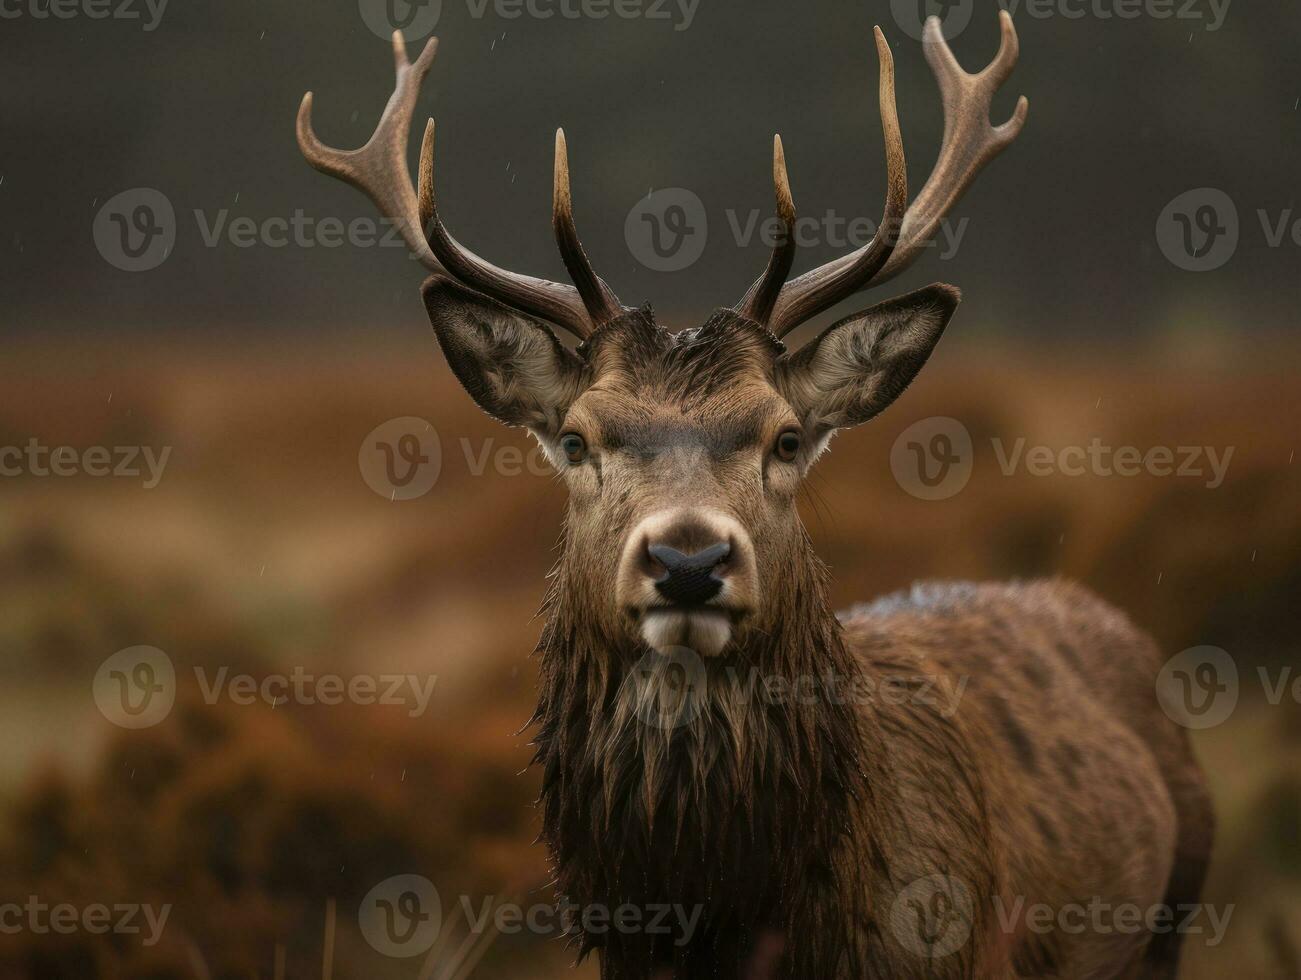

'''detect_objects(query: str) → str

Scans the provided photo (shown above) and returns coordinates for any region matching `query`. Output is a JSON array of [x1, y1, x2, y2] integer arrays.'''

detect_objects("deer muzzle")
[[617, 509, 758, 657]]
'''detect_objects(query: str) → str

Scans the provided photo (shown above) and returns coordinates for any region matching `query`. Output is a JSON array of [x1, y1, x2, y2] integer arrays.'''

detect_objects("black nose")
[[648, 541, 731, 606]]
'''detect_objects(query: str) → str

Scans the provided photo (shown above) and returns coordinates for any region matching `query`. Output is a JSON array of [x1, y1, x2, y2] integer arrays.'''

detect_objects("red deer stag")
[[298, 14, 1212, 978]]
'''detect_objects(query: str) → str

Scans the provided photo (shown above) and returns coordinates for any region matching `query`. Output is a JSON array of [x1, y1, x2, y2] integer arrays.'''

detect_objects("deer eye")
[[560, 432, 588, 465], [774, 429, 801, 463]]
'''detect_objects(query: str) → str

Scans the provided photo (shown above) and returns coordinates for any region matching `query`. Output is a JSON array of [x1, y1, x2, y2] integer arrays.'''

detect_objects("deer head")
[[298, 15, 1027, 660]]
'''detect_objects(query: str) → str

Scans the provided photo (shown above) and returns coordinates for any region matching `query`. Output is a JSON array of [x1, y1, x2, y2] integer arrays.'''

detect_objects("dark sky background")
[[2, 0, 1298, 342]]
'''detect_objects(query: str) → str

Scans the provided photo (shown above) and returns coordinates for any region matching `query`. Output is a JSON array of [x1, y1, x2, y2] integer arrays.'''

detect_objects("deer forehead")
[[569, 379, 791, 454]]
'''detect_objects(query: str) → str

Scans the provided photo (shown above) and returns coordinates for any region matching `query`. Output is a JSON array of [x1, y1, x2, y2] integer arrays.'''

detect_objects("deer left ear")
[[422, 276, 589, 439], [775, 284, 960, 434]]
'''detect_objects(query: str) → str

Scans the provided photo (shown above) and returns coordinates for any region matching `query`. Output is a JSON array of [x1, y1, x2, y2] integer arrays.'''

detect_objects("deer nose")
[[648, 541, 731, 606]]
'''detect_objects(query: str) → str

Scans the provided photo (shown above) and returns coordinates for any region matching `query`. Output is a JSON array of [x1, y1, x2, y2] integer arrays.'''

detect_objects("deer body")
[[300, 14, 1212, 978], [537, 574, 1198, 978], [525, 314, 1209, 979]]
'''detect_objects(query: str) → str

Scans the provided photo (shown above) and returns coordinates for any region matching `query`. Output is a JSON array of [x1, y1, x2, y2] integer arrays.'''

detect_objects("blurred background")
[[1, 0, 1298, 977]]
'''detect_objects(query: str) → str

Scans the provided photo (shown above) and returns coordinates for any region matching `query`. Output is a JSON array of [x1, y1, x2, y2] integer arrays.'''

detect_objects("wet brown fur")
[[425, 289, 1213, 979]]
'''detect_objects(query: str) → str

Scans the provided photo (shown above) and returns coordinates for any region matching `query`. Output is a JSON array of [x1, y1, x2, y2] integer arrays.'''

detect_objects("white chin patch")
[[640, 610, 733, 658]]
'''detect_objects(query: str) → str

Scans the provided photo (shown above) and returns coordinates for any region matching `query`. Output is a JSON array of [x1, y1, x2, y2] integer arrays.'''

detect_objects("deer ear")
[[775, 284, 959, 434], [422, 276, 588, 438]]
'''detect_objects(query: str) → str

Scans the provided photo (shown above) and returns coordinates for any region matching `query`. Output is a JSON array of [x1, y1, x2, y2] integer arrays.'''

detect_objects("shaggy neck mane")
[[531, 528, 890, 977]]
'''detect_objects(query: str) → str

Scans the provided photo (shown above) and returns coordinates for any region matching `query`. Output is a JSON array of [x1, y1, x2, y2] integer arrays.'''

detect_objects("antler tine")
[[417, 118, 611, 342], [761, 27, 908, 339], [981, 8, 1022, 89], [302, 32, 617, 343], [296, 32, 440, 271], [553, 129, 627, 329], [734, 134, 797, 326], [874, 10, 1029, 282], [734, 14, 1028, 342]]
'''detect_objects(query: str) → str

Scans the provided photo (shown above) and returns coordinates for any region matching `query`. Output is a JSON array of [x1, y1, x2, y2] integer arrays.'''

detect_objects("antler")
[[740, 13, 1029, 340], [298, 31, 624, 342], [297, 32, 439, 271], [733, 135, 798, 326], [738, 27, 906, 336]]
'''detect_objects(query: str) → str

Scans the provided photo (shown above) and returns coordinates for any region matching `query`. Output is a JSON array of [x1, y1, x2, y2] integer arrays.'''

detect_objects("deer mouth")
[[637, 605, 738, 658]]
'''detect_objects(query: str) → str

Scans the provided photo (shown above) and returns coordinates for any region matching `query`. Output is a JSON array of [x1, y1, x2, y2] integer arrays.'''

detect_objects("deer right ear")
[[775, 284, 960, 435], [422, 277, 588, 438]]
